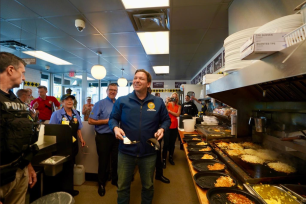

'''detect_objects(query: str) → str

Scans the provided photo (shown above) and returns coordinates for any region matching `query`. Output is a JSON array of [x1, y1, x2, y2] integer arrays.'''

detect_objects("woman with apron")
[[49, 94, 86, 196]]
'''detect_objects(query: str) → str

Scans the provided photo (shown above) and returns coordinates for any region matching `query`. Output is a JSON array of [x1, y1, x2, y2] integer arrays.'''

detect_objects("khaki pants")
[[0, 167, 28, 204]]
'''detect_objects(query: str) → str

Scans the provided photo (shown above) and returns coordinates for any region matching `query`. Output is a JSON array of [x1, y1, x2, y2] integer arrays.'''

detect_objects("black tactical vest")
[[0, 91, 38, 185]]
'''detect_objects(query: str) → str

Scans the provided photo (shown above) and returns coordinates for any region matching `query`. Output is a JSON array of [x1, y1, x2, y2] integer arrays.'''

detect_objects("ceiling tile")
[[43, 37, 85, 50], [90, 47, 122, 57], [123, 54, 149, 63], [170, 53, 195, 61], [70, 0, 124, 13], [171, 29, 207, 44], [85, 10, 134, 33], [17, 0, 80, 17], [0, 0, 39, 20], [101, 56, 128, 64], [67, 48, 98, 59], [45, 15, 99, 36], [0, 21, 34, 40], [103, 32, 141, 47], [173, 0, 223, 7], [171, 5, 219, 30], [170, 44, 198, 54], [147, 55, 169, 63], [200, 28, 228, 45], [115, 46, 145, 56], [7, 19, 67, 38], [73, 35, 111, 48], [210, 4, 229, 29]]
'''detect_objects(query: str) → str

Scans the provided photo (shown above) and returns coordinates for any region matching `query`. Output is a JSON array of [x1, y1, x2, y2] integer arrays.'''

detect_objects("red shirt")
[[167, 103, 179, 129], [30, 96, 60, 120]]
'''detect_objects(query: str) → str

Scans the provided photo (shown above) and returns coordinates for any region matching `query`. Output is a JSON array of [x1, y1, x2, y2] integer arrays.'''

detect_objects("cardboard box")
[[240, 33, 287, 53], [240, 42, 287, 60]]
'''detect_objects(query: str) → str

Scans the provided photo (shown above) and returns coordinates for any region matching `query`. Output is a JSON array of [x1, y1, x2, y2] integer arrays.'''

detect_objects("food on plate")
[[192, 138, 201, 141], [253, 184, 300, 204], [196, 142, 208, 145], [199, 147, 212, 151], [227, 193, 255, 204], [244, 149, 257, 155], [241, 142, 261, 149], [207, 163, 225, 170], [214, 176, 235, 187], [241, 155, 265, 164], [224, 129, 231, 132], [227, 149, 245, 156], [201, 154, 214, 159], [267, 162, 296, 174], [228, 143, 243, 150], [255, 152, 277, 161], [216, 141, 229, 148]]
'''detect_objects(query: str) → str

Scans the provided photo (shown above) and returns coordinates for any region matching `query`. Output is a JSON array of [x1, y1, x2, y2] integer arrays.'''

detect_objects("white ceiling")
[[0, 0, 232, 80]]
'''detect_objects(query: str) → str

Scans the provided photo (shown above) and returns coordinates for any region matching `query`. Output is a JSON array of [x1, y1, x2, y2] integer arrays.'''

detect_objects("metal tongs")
[[123, 136, 140, 144], [146, 138, 160, 150]]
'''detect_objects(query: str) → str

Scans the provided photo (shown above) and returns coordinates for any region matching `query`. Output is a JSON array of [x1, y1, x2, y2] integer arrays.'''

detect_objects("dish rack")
[[285, 24, 306, 47]]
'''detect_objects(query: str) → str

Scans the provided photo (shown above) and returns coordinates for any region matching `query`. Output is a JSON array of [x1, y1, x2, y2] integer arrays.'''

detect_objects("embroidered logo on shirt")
[[91, 112, 93, 115], [148, 102, 155, 109], [147, 102, 156, 111], [49, 101, 52, 104]]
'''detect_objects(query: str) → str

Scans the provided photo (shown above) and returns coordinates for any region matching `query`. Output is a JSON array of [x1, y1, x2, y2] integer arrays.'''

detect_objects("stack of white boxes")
[[240, 33, 287, 60]]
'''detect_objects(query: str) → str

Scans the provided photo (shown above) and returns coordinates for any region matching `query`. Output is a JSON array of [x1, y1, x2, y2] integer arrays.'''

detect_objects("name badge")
[[62, 121, 69, 125]]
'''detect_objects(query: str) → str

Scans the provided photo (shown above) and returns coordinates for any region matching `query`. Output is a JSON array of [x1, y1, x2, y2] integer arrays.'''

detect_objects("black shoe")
[[98, 185, 105, 197], [169, 157, 175, 165], [162, 159, 166, 169], [111, 181, 118, 187], [155, 175, 170, 183], [71, 190, 79, 197]]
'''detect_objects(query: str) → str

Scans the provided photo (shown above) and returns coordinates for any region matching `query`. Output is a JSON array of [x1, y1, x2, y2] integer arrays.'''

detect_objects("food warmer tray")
[[196, 124, 233, 140]]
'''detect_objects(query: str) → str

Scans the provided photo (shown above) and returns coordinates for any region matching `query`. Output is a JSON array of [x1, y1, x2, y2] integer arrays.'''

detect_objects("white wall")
[[24, 68, 41, 98]]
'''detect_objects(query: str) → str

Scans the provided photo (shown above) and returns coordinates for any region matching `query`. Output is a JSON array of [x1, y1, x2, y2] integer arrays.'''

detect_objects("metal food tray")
[[280, 184, 306, 203], [196, 124, 233, 140], [40, 155, 69, 166], [244, 184, 302, 204]]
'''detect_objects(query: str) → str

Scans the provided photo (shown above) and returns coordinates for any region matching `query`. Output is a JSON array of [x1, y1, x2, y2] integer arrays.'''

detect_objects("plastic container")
[[31, 192, 74, 204], [73, 165, 85, 185], [183, 119, 195, 132]]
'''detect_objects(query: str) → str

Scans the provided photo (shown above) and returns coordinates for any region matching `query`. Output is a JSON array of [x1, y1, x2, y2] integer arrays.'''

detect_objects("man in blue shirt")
[[88, 83, 118, 197], [109, 69, 171, 204]]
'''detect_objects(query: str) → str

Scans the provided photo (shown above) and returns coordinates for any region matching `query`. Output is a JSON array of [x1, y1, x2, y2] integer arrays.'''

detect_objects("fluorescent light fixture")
[[121, 0, 169, 9], [22, 51, 72, 65], [75, 75, 95, 81], [153, 66, 169, 74], [137, 31, 169, 55]]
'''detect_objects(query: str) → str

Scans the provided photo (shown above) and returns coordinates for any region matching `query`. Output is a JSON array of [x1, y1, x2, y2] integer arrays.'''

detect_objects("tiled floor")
[[74, 140, 199, 204]]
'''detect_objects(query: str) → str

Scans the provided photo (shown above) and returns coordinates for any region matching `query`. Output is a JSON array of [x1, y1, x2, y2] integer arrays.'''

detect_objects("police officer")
[[0, 52, 38, 204], [49, 94, 85, 196]]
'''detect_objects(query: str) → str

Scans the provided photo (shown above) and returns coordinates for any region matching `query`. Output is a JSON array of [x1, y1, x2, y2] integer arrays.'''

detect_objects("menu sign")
[[207, 62, 214, 74], [214, 53, 222, 72], [175, 82, 186, 88], [153, 82, 164, 88]]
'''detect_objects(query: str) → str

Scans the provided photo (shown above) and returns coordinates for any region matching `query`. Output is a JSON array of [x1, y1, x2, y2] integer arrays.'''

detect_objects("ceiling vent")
[[132, 10, 170, 31], [0, 40, 34, 51]]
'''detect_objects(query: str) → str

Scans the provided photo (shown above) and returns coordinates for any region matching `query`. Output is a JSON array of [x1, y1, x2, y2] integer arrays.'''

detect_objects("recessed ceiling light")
[[75, 75, 95, 80], [22, 51, 72, 65], [137, 31, 169, 55], [153, 66, 169, 74], [121, 0, 169, 9]]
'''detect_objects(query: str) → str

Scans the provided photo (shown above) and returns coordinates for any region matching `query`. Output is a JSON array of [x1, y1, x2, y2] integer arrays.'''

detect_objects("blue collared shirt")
[[49, 108, 83, 130], [89, 96, 115, 134]]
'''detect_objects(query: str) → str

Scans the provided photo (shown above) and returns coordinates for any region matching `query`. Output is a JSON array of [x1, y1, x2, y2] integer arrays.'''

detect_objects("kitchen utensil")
[[123, 136, 139, 144], [281, 130, 306, 141], [146, 138, 160, 150]]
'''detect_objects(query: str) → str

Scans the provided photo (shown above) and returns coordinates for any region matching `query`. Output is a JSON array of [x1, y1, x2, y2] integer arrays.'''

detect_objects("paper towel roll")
[[36, 124, 45, 146]]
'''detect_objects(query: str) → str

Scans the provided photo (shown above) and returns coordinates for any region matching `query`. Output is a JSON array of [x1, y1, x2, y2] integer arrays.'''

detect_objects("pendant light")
[[91, 51, 106, 80], [117, 68, 128, 87]]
